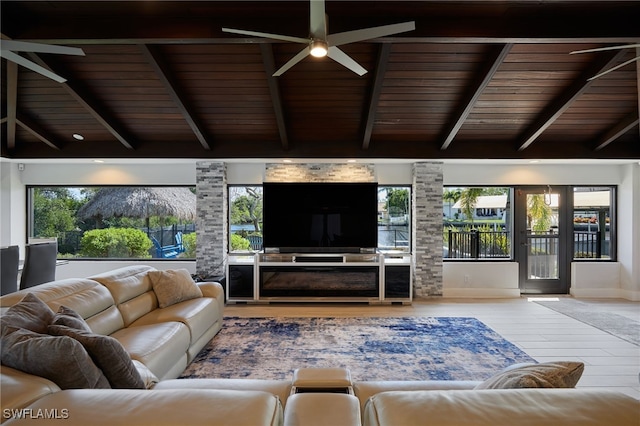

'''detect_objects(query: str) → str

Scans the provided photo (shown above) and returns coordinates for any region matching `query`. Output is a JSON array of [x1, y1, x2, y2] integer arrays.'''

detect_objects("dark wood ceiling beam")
[[440, 43, 512, 150], [140, 44, 211, 150], [260, 44, 288, 150], [16, 115, 62, 150], [594, 112, 639, 151], [362, 44, 391, 150], [6, 61, 18, 150], [517, 49, 628, 151], [26, 53, 136, 150]]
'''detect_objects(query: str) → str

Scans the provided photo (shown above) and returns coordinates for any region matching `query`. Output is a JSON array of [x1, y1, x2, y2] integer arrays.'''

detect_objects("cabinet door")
[[228, 264, 254, 299], [384, 265, 411, 299]]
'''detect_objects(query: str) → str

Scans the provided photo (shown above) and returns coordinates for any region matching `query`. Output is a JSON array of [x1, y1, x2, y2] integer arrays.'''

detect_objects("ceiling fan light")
[[310, 40, 328, 57]]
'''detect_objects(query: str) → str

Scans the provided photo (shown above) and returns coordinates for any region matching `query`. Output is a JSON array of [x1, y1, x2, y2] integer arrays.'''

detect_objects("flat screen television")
[[262, 182, 378, 253]]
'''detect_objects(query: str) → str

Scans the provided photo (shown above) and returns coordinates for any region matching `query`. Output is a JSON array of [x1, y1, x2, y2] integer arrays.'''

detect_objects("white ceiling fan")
[[570, 43, 640, 81], [222, 0, 415, 76], [0, 39, 85, 83]]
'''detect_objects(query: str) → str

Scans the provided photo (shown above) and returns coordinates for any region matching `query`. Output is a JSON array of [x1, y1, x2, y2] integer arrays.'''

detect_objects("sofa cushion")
[[474, 361, 585, 389], [110, 321, 190, 380], [149, 269, 203, 308], [51, 305, 92, 332], [49, 324, 144, 389], [130, 297, 220, 346], [0, 327, 110, 390], [0, 365, 61, 415], [0, 293, 55, 336], [19, 389, 284, 426], [362, 389, 640, 426]]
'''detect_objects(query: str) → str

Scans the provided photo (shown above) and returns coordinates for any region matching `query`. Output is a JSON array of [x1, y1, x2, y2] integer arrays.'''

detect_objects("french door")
[[515, 186, 572, 294]]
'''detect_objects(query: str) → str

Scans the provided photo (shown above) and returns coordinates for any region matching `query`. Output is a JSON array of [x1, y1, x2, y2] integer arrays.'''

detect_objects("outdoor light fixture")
[[310, 40, 328, 57]]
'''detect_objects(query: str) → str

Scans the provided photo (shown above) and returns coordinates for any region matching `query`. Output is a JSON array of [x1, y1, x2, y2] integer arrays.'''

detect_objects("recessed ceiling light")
[[283, 159, 293, 163], [93, 160, 104, 163], [529, 160, 540, 164], [347, 159, 357, 163], [72, 133, 84, 141]]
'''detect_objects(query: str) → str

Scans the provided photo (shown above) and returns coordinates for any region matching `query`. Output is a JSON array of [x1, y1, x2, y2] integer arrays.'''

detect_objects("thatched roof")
[[78, 187, 196, 220]]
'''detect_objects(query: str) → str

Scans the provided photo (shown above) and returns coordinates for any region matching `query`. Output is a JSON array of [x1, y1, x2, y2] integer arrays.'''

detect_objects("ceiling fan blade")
[[0, 50, 67, 82], [1, 40, 85, 56], [222, 27, 309, 44], [309, 0, 327, 40], [328, 21, 415, 47], [570, 43, 640, 55], [587, 56, 640, 81], [273, 46, 311, 76], [327, 46, 367, 76]]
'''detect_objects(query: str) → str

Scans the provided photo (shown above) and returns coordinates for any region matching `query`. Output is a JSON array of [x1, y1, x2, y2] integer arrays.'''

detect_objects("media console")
[[226, 252, 412, 304]]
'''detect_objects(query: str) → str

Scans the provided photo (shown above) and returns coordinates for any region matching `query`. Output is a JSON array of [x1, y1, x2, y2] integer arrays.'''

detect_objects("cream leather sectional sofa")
[[1, 265, 639, 425]]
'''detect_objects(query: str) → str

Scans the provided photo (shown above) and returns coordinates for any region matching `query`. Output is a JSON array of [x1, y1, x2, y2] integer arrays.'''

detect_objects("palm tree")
[[527, 194, 552, 233], [443, 189, 461, 219], [459, 188, 483, 223]]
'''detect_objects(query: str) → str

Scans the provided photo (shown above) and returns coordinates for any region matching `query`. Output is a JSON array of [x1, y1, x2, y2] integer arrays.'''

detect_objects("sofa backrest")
[[0, 278, 125, 336], [90, 265, 158, 327]]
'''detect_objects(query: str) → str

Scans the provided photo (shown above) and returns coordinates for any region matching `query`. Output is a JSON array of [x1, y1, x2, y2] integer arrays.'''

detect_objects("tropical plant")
[[527, 194, 552, 233], [458, 188, 483, 222], [230, 233, 251, 251], [443, 189, 461, 218], [181, 232, 197, 258], [80, 228, 152, 258]]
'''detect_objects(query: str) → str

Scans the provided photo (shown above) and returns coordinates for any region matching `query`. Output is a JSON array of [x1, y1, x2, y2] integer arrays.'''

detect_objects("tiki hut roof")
[[77, 187, 196, 221]]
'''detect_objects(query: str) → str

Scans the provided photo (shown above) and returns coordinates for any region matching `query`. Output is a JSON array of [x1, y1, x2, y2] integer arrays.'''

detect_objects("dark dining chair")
[[19, 241, 58, 290], [1, 245, 20, 295]]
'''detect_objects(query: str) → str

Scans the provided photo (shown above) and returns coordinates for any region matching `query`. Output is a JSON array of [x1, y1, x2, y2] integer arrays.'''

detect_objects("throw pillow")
[[474, 361, 585, 389], [148, 269, 203, 308], [51, 305, 92, 332], [0, 293, 55, 336], [0, 326, 110, 389], [48, 324, 144, 389]]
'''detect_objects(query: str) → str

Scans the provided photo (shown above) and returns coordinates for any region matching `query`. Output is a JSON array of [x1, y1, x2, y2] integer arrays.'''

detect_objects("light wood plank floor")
[[224, 297, 640, 400]]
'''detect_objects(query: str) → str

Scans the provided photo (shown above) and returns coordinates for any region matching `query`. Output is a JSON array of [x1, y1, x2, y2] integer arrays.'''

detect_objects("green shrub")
[[182, 232, 197, 258], [230, 233, 251, 251], [80, 228, 152, 258]]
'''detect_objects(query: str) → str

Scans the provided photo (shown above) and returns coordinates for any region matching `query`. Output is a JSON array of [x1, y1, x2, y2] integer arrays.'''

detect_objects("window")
[[572, 186, 615, 260], [377, 186, 411, 253], [27, 186, 196, 259], [443, 187, 512, 259], [228, 185, 263, 253]]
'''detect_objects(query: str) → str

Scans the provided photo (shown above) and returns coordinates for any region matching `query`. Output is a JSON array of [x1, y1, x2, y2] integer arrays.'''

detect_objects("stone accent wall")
[[412, 162, 443, 297], [265, 163, 375, 182], [195, 161, 227, 278]]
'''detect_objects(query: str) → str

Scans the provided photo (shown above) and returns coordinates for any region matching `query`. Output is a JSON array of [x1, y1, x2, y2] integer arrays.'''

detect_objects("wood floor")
[[224, 297, 640, 400]]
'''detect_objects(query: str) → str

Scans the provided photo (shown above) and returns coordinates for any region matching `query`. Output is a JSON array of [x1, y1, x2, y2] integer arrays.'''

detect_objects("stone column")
[[195, 161, 227, 278], [412, 162, 443, 297]]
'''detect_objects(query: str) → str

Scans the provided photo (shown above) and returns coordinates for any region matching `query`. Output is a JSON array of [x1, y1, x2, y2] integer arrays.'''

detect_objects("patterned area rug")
[[180, 317, 535, 381]]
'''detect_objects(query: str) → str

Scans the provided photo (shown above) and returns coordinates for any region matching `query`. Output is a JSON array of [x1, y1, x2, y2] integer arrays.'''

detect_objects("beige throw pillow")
[[148, 269, 203, 308], [474, 361, 585, 389]]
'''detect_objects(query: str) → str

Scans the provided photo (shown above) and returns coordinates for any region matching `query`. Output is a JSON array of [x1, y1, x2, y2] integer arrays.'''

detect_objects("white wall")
[[2, 160, 637, 299]]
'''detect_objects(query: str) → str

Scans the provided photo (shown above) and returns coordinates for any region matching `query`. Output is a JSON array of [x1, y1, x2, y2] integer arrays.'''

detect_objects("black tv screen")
[[262, 182, 378, 253]]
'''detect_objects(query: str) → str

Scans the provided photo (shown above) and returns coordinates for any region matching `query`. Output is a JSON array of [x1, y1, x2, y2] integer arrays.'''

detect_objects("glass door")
[[515, 186, 569, 294]]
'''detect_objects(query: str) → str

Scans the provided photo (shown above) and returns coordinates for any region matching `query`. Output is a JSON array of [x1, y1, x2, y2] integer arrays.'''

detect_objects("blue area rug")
[[180, 317, 535, 381]]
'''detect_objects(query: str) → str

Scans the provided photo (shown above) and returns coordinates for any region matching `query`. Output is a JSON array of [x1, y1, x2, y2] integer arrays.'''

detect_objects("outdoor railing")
[[574, 230, 602, 258], [446, 229, 510, 259]]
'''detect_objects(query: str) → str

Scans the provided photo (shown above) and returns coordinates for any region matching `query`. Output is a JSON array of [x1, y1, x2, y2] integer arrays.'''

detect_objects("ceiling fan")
[[222, 0, 415, 76], [0, 39, 85, 83], [570, 43, 640, 81]]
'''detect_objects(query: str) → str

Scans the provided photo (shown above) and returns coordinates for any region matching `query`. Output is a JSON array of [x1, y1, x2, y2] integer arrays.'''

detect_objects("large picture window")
[[27, 186, 197, 259], [228, 185, 263, 253], [377, 186, 411, 253], [443, 187, 512, 259]]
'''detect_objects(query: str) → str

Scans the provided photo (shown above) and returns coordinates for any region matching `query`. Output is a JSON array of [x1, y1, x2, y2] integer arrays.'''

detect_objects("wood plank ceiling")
[[1, 1, 639, 161]]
